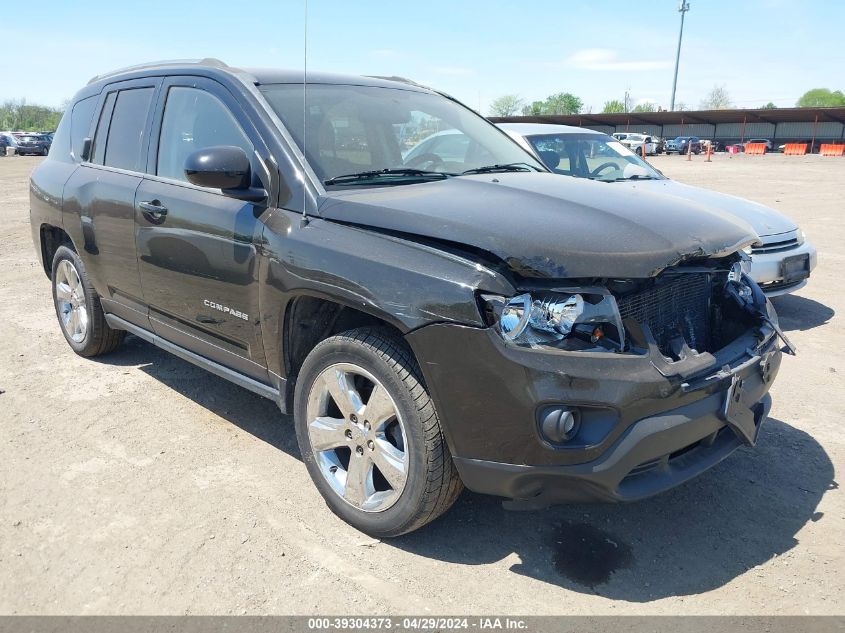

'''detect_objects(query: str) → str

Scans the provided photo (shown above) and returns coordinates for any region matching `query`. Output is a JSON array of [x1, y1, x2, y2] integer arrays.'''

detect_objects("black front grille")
[[617, 274, 711, 354]]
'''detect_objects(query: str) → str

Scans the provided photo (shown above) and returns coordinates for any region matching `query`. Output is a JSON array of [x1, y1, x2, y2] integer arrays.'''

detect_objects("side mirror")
[[184, 145, 267, 202]]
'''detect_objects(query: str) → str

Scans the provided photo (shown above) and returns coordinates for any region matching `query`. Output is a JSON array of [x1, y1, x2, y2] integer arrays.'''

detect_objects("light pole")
[[670, 1, 690, 111]]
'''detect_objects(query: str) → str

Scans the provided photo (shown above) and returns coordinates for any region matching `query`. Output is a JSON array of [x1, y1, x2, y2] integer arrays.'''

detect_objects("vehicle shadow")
[[94, 335, 301, 459], [389, 417, 834, 601], [100, 335, 834, 602], [771, 294, 834, 332]]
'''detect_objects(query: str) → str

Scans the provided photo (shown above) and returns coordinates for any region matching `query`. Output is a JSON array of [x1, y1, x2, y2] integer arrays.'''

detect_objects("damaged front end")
[[407, 253, 790, 507], [483, 254, 793, 364]]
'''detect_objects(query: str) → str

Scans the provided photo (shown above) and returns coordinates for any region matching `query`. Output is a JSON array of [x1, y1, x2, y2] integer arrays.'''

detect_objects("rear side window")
[[92, 92, 117, 165], [99, 87, 154, 171], [156, 86, 253, 182], [46, 107, 72, 163], [70, 96, 97, 162]]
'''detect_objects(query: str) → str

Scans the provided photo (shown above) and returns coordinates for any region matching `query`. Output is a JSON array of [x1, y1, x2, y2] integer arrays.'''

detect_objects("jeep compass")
[[30, 59, 789, 536]]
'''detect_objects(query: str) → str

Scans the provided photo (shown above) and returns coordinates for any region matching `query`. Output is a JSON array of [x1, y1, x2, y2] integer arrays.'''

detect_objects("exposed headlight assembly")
[[490, 290, 625, 351]]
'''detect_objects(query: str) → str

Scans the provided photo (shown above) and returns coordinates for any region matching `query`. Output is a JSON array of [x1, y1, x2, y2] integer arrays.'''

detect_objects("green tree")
[[700, 84, 732, 110], [0, 99, 64, 131], [761, 102, 778, 109], [488, 94, 525, 117], [603, 99, 626, 113], [521, 94, 583, 116], [796, 88, 845, 107], [632, 102, 657, 112], [521, 100, 545, 116], [543, 92, 583, 115]]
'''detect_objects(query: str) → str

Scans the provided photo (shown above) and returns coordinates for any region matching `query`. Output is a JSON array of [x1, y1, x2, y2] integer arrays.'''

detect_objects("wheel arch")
[[279, 293, 409, 412], [39, 224, 74, 278]]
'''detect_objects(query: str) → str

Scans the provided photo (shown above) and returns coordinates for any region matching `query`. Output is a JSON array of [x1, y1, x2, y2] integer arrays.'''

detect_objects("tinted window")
[[157, 86, 253, 183], [103, 87, 154, 171], [92, 92, 116, 165], [70, 96, 97, 162], [47, 110, 72, 162]]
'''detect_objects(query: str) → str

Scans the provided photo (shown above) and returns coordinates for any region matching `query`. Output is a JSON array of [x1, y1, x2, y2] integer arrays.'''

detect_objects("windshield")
[[524, 133, 664, 182], [259, 83, 544, 186]]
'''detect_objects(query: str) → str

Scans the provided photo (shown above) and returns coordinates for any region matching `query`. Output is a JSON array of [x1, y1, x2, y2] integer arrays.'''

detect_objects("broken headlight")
[[487, 291, 625, 351]]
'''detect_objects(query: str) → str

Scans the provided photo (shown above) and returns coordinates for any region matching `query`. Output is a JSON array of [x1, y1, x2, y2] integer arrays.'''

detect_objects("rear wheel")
[[51, 245, 124, 357], [294, 328, 463, 537]]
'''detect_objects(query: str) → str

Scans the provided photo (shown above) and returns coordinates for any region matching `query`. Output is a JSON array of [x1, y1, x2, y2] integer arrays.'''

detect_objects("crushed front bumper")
[[407, 318, 782, 506]]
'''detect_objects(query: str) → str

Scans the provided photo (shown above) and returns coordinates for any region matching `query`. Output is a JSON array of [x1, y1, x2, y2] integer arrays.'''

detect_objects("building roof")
[[491, 107, 845, 127], [497, 122, 601, 136]]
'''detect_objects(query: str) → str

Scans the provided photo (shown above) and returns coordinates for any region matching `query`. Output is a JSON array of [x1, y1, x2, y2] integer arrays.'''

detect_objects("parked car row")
[[604, 135, 840, 155], [0, 131, 53, 156]]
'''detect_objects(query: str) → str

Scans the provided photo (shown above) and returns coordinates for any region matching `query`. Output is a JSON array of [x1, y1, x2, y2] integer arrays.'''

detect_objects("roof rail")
[[366, 75, 433, 91], [87, 58, 229, 85]]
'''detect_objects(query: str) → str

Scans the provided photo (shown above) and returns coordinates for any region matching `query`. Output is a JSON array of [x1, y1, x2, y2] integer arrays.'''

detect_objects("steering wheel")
[[405, 152, 445, 170], [590, 161, 620, 178]]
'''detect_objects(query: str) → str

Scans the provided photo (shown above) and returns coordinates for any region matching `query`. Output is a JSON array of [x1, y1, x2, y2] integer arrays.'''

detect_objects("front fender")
[[257, 208, 515, 377]]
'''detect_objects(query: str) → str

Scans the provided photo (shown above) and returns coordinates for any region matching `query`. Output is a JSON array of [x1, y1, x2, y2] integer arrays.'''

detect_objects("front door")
[[136, 77, 271, 381]]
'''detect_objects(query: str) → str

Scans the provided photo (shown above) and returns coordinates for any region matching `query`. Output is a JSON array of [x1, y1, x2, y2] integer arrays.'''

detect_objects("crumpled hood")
[[318, 172, 757, 279], [614, 178, 797, 238]]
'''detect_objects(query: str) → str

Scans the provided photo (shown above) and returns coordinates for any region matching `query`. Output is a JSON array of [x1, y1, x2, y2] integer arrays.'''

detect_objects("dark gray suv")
[[30, 59, 788, 536]]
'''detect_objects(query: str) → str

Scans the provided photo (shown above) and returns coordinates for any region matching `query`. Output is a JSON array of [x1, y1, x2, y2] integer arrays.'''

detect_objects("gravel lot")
[[0, 153, 842, 615]]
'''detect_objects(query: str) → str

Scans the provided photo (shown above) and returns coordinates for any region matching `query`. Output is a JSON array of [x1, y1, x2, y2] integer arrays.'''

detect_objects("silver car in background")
[[499, 123, 817, 296]]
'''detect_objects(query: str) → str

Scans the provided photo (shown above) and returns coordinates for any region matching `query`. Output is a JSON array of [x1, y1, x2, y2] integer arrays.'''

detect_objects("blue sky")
[[2, 0, 842, 113]]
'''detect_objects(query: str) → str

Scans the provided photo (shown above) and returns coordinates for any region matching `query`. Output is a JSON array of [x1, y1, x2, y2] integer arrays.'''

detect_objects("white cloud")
[[565, 48, 672, 71]]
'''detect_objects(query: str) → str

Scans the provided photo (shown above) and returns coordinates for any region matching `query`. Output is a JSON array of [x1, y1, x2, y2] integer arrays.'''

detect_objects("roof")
[[86, 59, 431, 93], [491, 106, 845, 127], [496, 122, 601, 136]]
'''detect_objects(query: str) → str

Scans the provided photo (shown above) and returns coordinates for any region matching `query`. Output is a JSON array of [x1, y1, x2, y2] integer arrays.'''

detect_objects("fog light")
[[538, 406, 581, 444]]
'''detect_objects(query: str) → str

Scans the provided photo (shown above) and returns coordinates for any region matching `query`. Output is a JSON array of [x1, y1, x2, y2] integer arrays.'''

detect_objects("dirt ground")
[[0, 153, 842, 615]]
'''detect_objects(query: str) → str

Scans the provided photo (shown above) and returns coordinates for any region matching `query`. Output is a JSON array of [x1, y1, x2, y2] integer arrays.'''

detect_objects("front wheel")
[[294, 328, 463, 537]]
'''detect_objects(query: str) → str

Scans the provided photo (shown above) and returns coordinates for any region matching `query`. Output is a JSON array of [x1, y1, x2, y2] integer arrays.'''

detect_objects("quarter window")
[[157, 87, 253, 183], [70, 96, 97, 162]]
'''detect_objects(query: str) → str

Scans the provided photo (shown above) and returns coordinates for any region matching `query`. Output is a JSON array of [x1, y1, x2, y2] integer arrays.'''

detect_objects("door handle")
[[139, 200, 168, 223]]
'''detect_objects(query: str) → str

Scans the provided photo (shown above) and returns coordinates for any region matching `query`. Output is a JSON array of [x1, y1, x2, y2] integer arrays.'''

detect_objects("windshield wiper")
[[324, 168, 453, 186], [607, 175, 659, 182], [460, 162, 538, 175]]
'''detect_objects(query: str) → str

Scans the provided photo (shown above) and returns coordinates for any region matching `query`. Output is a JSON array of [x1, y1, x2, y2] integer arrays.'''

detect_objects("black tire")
[[51, 245, 124, 357], [294, 327, 463, 537]]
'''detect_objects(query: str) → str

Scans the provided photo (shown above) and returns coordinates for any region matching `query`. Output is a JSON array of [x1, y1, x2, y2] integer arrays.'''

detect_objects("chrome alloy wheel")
[[55, 259, 88, 343], [306, 363, 409, 512]]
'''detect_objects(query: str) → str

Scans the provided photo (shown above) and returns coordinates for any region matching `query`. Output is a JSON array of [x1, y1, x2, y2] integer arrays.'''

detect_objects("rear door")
[[62, 78, 161, 328], [135, 76, 272, 381]]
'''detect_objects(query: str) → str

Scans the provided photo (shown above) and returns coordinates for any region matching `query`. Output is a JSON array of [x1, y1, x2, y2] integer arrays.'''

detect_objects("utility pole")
[[670, 1, 690, 111]]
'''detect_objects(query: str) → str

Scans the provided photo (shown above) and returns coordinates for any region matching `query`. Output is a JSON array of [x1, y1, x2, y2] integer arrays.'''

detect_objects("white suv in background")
[[618, 133, 657, 156]]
